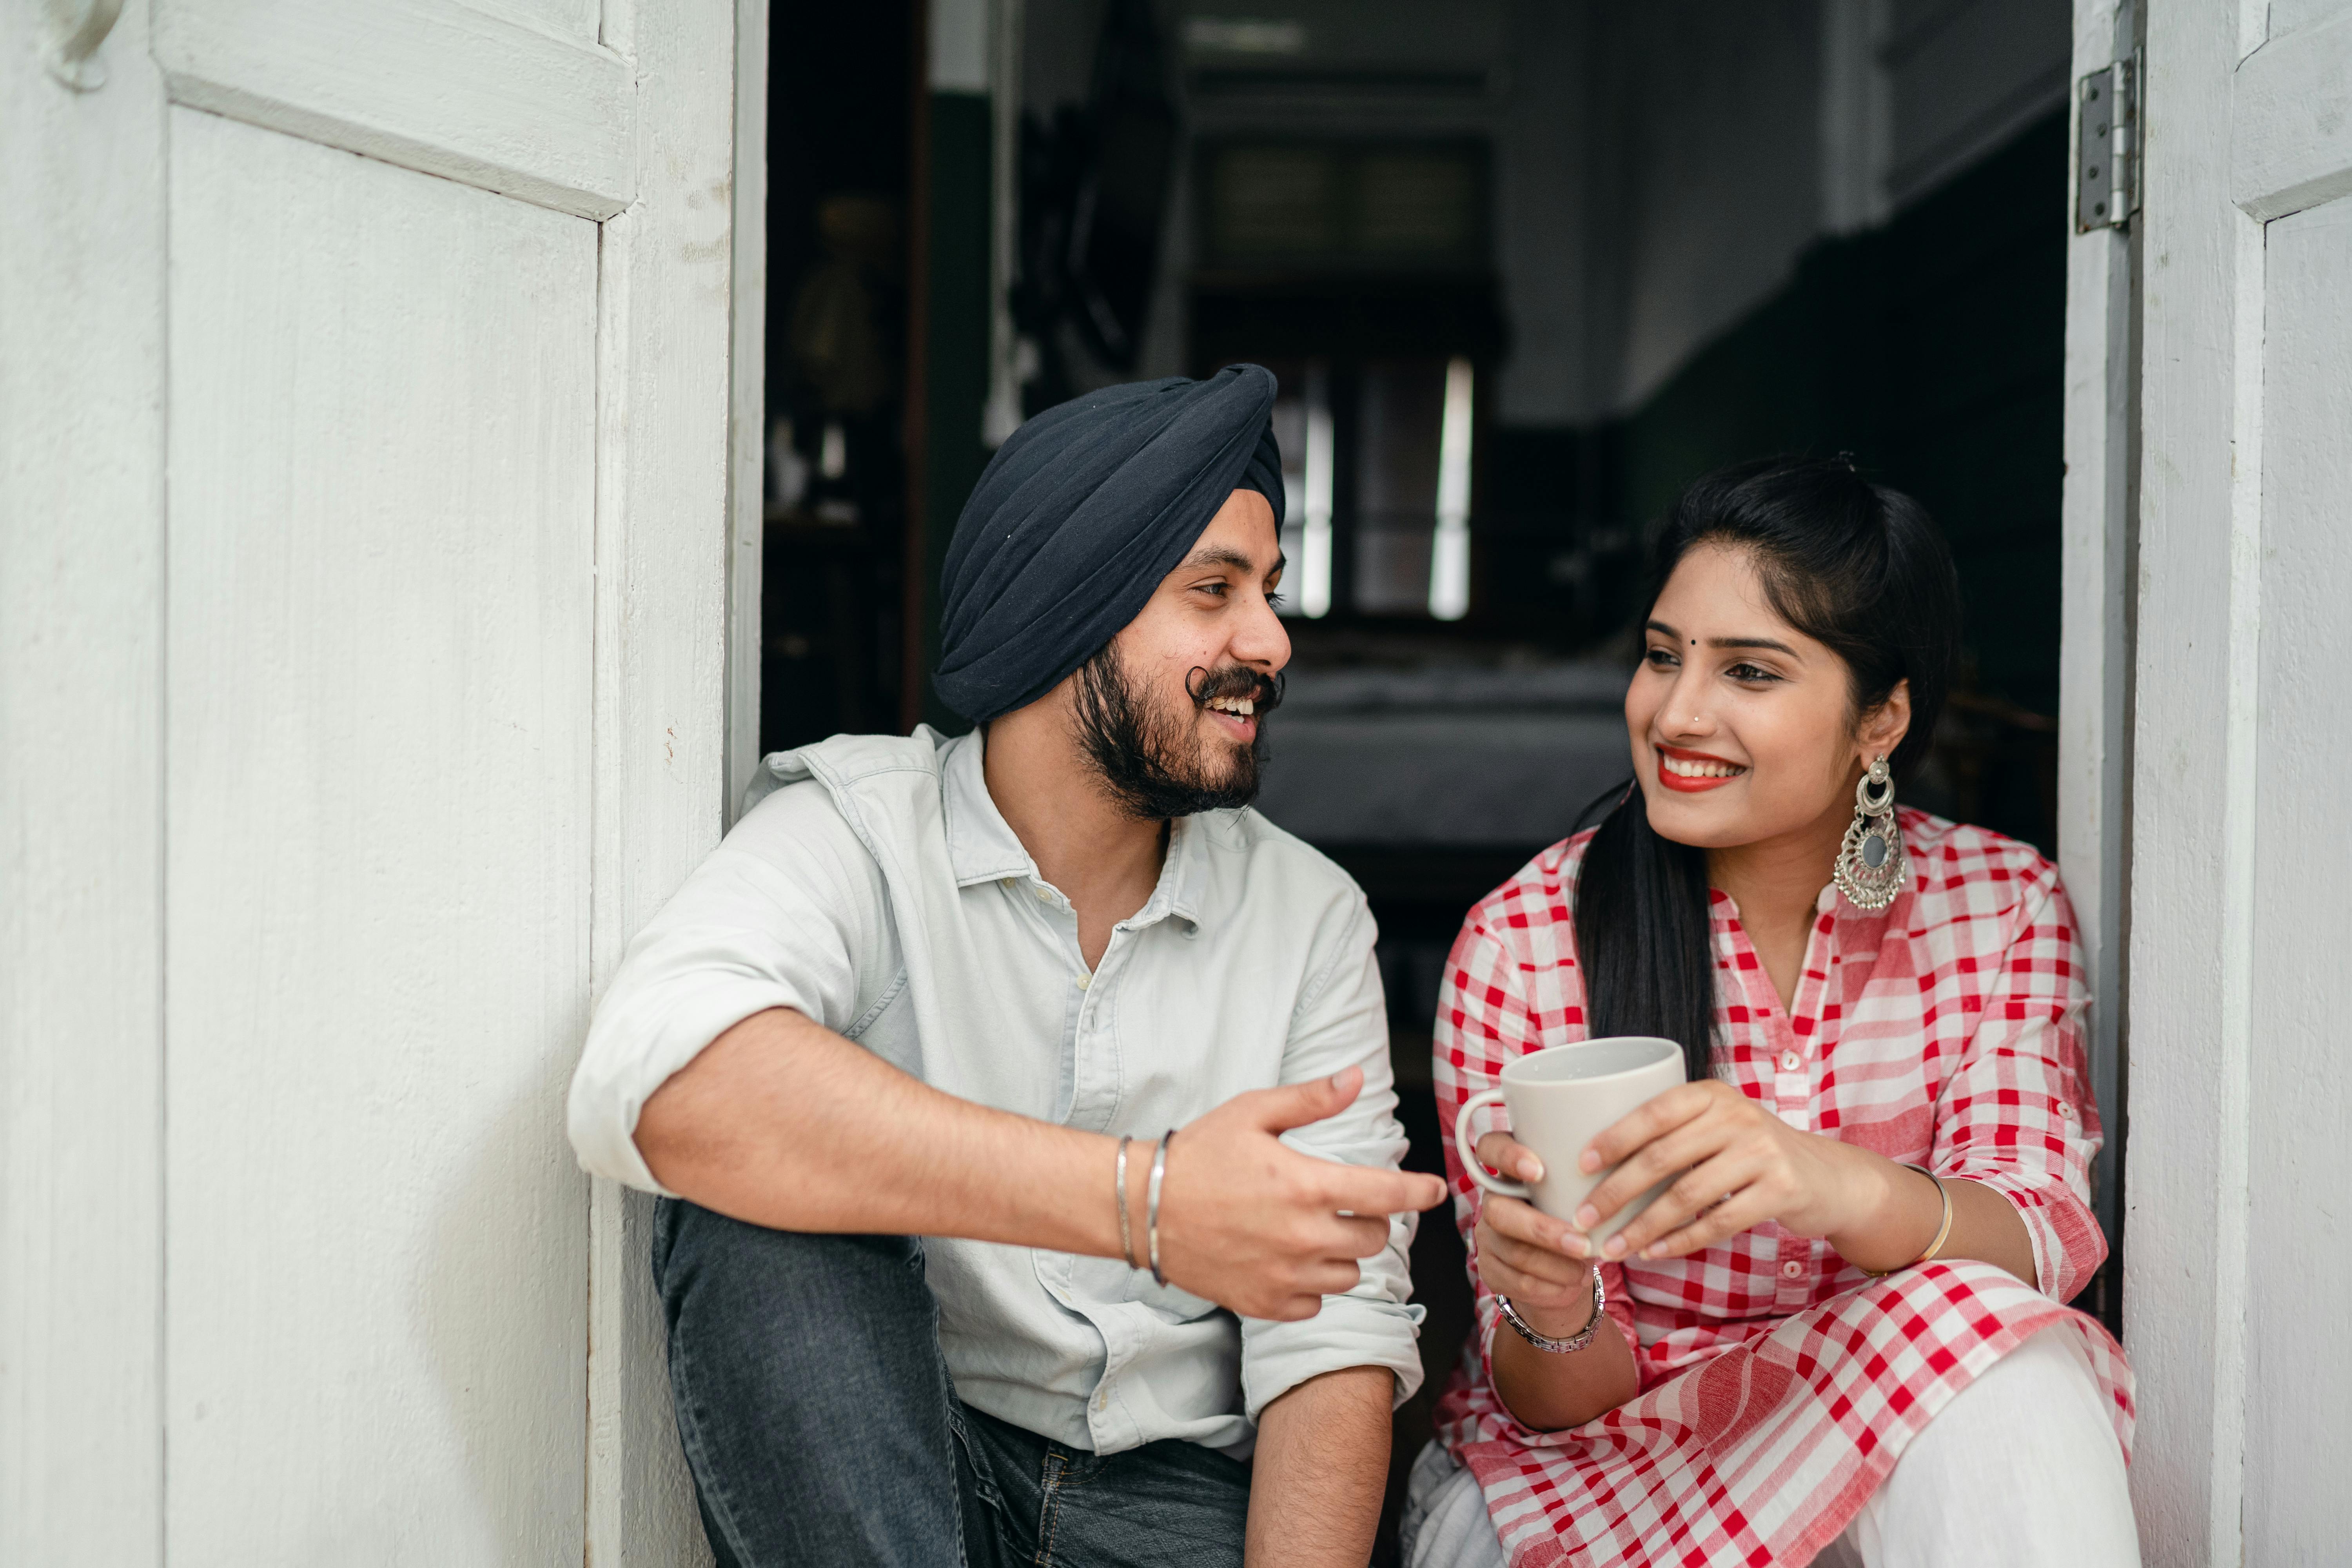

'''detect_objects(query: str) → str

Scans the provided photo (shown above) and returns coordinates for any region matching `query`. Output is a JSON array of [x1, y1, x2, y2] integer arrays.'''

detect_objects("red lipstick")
[[1655, 744, 1748, 793]]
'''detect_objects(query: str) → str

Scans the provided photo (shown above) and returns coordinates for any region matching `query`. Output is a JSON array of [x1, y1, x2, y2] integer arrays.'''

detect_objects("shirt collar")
[[1156, 816, 1209, 931], [941, 730, 1035, 886], [939, 729, 1209, 931]]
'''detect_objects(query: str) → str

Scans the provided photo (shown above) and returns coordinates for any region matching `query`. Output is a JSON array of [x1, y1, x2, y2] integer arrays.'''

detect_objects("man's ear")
[[1859, 679, 1913, 761]]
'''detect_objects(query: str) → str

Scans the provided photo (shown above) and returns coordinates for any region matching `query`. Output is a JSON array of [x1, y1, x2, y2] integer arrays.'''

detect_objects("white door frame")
[[2059, 0, 2140, 1287], [726, 0, 769, 827], [2, 5, 171, 1557], [584, 0, 750, 1559]]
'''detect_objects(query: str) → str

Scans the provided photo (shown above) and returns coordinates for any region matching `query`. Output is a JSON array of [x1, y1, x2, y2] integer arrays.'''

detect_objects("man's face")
[[1072, 488, 1291, 818]]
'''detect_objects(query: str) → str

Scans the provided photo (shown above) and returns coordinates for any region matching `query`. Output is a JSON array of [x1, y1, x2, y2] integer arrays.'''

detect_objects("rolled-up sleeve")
[[566, 783, 882, 1194], [1930, 871, 2107, 1302], [1239, 893, 1427, 1419]]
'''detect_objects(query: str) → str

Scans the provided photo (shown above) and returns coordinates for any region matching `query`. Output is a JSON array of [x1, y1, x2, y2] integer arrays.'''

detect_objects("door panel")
[[156, 0, 635, 218], [479, 0, 603, 42], [2232, 10, 2352, 221], [7, 0, 735, 1561], [2245, 192, 2352, 1568], [2126, 0, 2352, 1559], [164, 107, 596, 1560], [2266, 0, 2352, 44]]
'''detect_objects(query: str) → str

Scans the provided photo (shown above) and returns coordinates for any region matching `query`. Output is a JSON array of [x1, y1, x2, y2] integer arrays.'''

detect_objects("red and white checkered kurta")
[[1431, 810, 2133, 1568]]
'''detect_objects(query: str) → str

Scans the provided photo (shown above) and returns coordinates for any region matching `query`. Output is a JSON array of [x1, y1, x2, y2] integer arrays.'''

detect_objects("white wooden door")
[[2109, 1, 2352, 1563], [4, 2, 753, 1563]]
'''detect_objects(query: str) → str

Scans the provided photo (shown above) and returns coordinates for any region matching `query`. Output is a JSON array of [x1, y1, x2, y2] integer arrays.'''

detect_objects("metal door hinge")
[[2076, 51, 2141, 232]]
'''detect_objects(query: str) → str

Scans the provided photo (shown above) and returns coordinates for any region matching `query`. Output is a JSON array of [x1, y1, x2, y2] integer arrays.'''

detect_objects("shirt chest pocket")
[[1069, 1254, 1223, 1324]]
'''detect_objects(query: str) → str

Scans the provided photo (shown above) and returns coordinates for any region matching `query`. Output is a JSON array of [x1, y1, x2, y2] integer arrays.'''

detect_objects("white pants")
[[1401, 1328, 2140, 1568]]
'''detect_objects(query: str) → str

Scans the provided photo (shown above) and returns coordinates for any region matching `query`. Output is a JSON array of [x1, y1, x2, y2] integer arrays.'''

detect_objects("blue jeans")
[[652, 1200, 1252, 1567]]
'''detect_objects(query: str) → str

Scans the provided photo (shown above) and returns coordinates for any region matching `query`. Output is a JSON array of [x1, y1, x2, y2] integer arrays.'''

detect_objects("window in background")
[[1192, 136, 1498, 623], [1353, 358, 1444, 615], [1430, 355, 1474, 621], [1349, 353, 1476, 619], [1272, 360, 1334, 617], [1198, 140, 1486, 273]]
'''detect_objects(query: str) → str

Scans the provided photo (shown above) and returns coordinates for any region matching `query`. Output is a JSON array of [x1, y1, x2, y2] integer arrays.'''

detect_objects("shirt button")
[[1781, 1259, 1805, 1279], [1780, 1051, 1802, 1072], [1094, 1389, 1108, 1410], [1034, 886, 1053, 903], [2056, 1100, 2076, 1120], [1077, 973, 1092, 990]]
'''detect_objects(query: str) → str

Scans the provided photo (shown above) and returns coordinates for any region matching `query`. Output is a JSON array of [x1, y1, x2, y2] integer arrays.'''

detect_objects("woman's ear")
[[1859, 679, 1913, 763]]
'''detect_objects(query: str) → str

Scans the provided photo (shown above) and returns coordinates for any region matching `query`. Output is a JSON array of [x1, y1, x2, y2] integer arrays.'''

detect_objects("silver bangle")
[[1496, 1268, 1606, 1354], [1115, 1135, 1136, 1270], [1146, 1130, 1174, 1286]]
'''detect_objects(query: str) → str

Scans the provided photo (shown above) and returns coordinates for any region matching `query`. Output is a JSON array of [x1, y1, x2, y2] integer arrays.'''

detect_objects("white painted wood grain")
[[2267, 0, 2352, 40], [588, 0, 738, 1561], [163, 108, 597, 1561], [2123, 0, 2259, 1560], [472, 0, 600, 44], [2268, 0, 2352, 43], [155, 0, 635, 218], [2056, 0, 2132, 1299], [2243, 191, 2352, 1567], [2129, 2, 2352, 1561], [2233, 7, 2352, 220], [0, 5, 168, 1562], [727, 0, 770, 826]]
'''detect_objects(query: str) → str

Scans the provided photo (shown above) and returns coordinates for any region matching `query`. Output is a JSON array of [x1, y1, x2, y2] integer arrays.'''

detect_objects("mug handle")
[[1453, 1088, 1532, 1199]]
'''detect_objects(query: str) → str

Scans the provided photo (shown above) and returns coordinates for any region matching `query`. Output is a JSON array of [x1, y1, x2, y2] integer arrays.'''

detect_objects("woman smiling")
[[1404, 458, 2137, 1568]]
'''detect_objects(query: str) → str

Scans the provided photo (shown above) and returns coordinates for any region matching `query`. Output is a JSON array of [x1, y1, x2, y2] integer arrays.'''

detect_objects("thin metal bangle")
[[1115, 1135, 1137, 1270], [1863, 1163, 1954, 1278], [1146, 1130, 1174, 1286]]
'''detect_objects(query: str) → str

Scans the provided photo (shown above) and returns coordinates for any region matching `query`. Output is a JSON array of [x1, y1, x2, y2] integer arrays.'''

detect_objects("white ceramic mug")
[[1452, 1036, 1688, 1245]]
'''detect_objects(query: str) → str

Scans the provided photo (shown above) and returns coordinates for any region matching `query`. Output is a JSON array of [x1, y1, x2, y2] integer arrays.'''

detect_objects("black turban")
[[934, 365, 1285, 722]]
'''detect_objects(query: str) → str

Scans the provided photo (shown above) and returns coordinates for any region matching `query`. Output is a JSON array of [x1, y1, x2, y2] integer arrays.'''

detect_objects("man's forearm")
[[637, 1007, 1124, 1257], [1245, 1365, 1394, 1568]]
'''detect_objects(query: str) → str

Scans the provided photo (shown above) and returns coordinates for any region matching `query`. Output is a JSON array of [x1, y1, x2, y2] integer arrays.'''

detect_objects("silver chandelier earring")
[[1833, 755, 1908, 912]]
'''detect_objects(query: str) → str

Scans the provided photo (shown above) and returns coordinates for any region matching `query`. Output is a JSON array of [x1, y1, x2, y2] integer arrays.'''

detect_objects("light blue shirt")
[[568, 728, 1423, 1455]]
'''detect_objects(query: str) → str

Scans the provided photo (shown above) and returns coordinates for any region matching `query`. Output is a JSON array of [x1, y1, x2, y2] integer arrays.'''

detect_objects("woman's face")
[[1625, 543, 1909, 851]]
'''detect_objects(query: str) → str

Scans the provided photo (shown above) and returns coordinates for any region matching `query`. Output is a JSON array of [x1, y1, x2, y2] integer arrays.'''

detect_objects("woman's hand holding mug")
[[1568, 1078, 1895, 1262], [1458, 1036, 1926, 1326], [1470, 1131, 1611, 1337], [1454, 1036, 1684, 1337]]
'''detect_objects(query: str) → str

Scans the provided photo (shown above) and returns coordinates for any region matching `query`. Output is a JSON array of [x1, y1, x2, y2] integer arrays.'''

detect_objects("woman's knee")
[[1853, 1327, 2137, 1568], [1918, 1326, 2114, 1455]]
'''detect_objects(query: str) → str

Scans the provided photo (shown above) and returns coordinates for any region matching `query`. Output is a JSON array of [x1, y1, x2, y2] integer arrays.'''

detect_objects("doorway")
[[754, 0, 2101, 1556]]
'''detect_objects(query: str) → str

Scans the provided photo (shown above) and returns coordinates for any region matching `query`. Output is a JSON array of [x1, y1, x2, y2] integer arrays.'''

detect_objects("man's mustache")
[[1185, 664, 1285, 715]]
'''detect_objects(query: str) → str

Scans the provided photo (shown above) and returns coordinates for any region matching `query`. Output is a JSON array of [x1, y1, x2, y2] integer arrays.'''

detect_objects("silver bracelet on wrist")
[[1146, 1130, 1174, 1286], [1115, 1134, 1137, 1270], [1496, 1267, 1606, 1354]]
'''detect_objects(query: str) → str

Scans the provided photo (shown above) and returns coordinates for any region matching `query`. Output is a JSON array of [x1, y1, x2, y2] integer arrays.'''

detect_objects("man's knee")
[[653, 1205, 968, 1568], [654, 1200, 929, 1339]]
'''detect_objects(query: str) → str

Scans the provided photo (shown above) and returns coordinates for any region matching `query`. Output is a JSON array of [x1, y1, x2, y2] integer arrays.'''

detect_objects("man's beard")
[[1070, 646, 1281, 820]]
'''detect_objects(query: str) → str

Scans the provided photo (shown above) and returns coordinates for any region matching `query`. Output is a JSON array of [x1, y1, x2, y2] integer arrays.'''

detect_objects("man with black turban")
[[570, 365, 1442, 1568]]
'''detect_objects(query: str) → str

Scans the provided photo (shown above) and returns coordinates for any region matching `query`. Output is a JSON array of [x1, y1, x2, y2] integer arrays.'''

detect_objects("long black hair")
[[1573, 456, 1962, 1082]]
